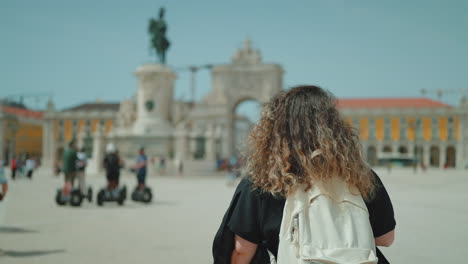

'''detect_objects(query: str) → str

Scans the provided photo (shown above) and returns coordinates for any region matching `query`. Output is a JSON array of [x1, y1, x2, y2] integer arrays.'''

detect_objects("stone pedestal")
[[361, 142, 368, 161], [376, 142, 383, 160], [77, 128, 86, 150], [41, 119, 56, 170], [87, 126, 105, 175], [408, 143, 415, 158], [457, 114, 466, 169], [204, 124, 216, 161], [221, 126, 230, 159], [392, 142, 399, 157], [439, 144, 446, 169], [174, 123, 188, 170], [423, 144, 430, 167], [189, 131, 198, 160], [133, 64, 176, 136]]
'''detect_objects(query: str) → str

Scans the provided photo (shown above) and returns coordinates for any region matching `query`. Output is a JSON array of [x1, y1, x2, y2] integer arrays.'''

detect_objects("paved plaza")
[[0, 168, 467, 264]]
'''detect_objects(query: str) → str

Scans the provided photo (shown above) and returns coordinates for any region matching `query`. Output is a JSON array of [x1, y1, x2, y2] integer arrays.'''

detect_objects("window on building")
[[368, 118, 375, 140], [85, 120, 91, 132], [400, 127, 406, 140], [353, 117, 360, 130], [384, 117, 391, 125], [448, 127, 455, 140], [400, 117, 406, 140], [415, 118, 422, 140], [58, 125, 64, 142], [384, 117, 391, 140], [432, 117, 439, 139], [384, 127, 391, 140]]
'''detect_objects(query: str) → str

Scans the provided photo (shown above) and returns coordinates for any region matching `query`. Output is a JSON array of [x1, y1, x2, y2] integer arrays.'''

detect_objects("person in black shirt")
[[213, 86, 396, 264], [103, 143, 122, 191]]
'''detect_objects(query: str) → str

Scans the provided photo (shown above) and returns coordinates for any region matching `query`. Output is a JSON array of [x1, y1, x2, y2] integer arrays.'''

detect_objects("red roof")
[[336, 98, 451, 109], [62, 102, 120, 112], [2, 105, 44, 119]]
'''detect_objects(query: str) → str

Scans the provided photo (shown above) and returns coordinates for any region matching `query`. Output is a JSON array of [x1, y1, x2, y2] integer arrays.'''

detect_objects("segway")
[[96, 185, 127, 206], [55, 186, 93, 207], [131, 186, 152, 203]]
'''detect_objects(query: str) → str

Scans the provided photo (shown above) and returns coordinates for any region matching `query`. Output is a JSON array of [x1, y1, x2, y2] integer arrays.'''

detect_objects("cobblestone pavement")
[[0, 168, 466, 263]]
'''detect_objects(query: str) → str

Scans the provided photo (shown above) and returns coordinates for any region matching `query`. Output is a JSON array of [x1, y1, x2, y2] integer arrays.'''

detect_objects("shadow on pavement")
[[154, 200, 178, 206], [78, 200, 179, 209], [0, 227, 38, 233], [0, 249, 65, 258]]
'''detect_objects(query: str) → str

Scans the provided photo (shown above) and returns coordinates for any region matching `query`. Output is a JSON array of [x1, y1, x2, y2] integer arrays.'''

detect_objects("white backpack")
[[274, 178, 378, 264]]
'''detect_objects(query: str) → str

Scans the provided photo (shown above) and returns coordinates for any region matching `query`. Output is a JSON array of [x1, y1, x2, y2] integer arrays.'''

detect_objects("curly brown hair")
[[245, 85, 375, 200]]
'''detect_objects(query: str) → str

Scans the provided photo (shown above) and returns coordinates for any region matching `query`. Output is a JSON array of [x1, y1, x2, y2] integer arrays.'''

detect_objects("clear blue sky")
[[1, 0, 467, 111]]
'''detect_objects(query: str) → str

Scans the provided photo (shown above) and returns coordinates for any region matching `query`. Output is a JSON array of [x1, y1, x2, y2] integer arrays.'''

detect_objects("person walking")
[[0, 159, 8, 201], [25, 155, 36, 179], [159, 156, 166, 175], [213, 86, 396, 264], [0, 158, 9, 227], [10, 157, 17, 180]]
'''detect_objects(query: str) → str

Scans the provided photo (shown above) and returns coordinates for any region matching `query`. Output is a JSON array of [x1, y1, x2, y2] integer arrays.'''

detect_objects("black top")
[[213, 170, 396, 264], [103, 153, 120, 178]]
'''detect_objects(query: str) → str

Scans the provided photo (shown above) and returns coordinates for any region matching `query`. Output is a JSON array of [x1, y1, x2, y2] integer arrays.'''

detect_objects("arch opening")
[[398, 146, 408, 154], [446, 146, 456, 168], [231, 99, 262, 158], [367, 146, 377, 166], [430, 146, 440, 167], [383, 145, 392, 153]]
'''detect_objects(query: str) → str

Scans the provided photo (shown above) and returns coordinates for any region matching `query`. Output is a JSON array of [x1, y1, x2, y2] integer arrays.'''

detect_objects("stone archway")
[[398, 146, 408, 154], [367, 145, 377, 166], [383, 145, 392, 153], [446, 146, 456, 168], [414, 145, 423, 165], [430, 146, 440, 167], [232, 99, 262, 155], [212, 39, 283, 157]]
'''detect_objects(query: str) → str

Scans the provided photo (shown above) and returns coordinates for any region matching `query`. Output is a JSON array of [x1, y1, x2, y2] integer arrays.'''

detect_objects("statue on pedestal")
[[149, 7, 170, 64]]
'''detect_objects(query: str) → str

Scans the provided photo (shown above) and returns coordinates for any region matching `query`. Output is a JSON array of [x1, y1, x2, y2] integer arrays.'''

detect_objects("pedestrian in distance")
[[159, 156, 166, 175], [0, 159, 9, 226], [25, 155, 36, 179], [10, 157, 17, 180], [17, 155, 25, 177], [0, 159, 8, 201], [213, 85, 396, 264]]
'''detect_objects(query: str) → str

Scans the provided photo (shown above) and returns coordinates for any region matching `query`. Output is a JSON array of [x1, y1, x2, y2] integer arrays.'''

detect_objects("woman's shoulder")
[[235, 177, 260, 197], [236, 177, 285, 203]]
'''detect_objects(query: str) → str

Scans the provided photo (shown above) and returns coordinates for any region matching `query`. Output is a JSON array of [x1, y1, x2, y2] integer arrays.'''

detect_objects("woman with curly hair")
[[213, 85, 396, 264]]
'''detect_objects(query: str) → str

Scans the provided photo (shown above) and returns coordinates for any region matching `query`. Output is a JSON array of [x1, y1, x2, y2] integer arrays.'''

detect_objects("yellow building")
[[0, 105, 43, 162], [338, 98, 465, 169], [35, 97, 468, 170], [41, 101, 118, 167]]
